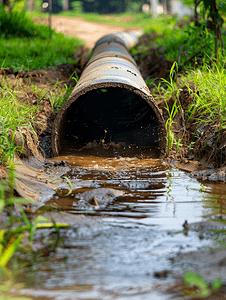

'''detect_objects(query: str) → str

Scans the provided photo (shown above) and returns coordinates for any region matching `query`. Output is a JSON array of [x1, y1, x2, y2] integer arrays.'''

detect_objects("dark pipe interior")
[[64, 87, 159, 150]]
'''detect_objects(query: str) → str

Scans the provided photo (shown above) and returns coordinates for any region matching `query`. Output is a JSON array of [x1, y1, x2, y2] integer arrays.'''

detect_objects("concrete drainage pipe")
[[51, 32, 166, 156]]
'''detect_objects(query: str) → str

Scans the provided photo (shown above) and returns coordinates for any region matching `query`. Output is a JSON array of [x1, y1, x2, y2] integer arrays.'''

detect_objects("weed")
[[0, 86, 37, 164], [0, 6, 50, 39], [0, 165, 70, 269], [51, 75, 79, 112], [188, 141, 195, 150], [145, 78, 154, 88], [52, 176, 74, 196], [158, 63, 183, 154], [186, 62, 226, 124], [184, 270, 222, 298], [152, 56, 226, 153], [0, 78, 64, 270], [51, 84, 74, 113], [0, 269, 32, 299], [0, 167, 30, 269]]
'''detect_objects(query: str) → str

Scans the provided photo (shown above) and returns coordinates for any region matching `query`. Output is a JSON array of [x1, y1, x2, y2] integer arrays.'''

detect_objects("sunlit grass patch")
[[0, 33, 83, 71], [185, 63, 226, 125], [0, 7, 83, 71]]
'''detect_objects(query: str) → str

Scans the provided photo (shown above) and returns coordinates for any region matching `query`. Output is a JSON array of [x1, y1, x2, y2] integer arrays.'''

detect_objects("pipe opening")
[[62, 87, 160, 152]]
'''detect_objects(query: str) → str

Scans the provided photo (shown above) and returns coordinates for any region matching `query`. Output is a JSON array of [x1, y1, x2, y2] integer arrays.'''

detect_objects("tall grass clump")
[[0, 6, 50, 38], [0, 87, 37, 164], [153, 58, 226, 155], [0, 82, 69, 272], [144, 15, 226, 68], [155, 62, 183, 153], [186, 61, 226, 125], [0, 84, 35, 270]]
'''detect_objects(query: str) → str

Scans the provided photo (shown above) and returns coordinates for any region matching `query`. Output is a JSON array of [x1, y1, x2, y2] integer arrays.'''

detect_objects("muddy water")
[[48, 148, 209, 229], [17, 149, 226, 299]]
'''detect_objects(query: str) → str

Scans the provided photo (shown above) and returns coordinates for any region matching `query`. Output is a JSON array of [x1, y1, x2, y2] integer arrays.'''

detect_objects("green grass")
[[152, 58, 226, 154], [0, 7, 84, 71], [150, 25, 225, 65], [156, 60, 226, 123], [0, 7, 50, 39], [0, 74, 75, 274], [184, 270, 222, 298], [130, 14, 226, 69], [0, 34, 83, 71], [0, 85, 37, 164], [0, 72, 78, 165], [185, 62, 226, 124]]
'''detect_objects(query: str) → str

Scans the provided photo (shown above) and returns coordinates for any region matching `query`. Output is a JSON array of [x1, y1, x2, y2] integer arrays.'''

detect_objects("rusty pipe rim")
[[52, 81, 166, 156]]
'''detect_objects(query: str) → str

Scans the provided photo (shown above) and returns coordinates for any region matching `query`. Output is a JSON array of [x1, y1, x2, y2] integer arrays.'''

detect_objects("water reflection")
[[201, 182, 226, 215], [46, 150, 222, 229]]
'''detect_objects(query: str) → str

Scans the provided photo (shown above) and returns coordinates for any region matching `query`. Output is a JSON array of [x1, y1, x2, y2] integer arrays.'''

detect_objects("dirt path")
[[50, 16, 134, 48]]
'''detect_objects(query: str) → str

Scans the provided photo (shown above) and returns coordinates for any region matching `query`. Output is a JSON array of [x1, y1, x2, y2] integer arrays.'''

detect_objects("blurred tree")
[[194, 0, 224, 61], [71, 0, 149, 14], [81, 0, 127, 13], [2, 0, 12, 11], [62, 0, 69, 10]]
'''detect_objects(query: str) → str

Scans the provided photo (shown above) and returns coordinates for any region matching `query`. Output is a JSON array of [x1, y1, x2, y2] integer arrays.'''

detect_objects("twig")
[[48, 0, 52, 39]]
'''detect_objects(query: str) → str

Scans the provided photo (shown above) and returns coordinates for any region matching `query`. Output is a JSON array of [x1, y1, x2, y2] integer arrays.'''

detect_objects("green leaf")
[[184, 270, 208, 290], [34, 216, 49, 225], [13, 198, 34, 204], [0, 230, 4, 256], [51, 218, 60, 235], [61, 176, 73, 196], [212, 277, 222, 291], [200, 287, 211, 298], [36, 223, 70, 229], [0, 199, 5, 212], [0, 235, 23, 268], [16, 204, 31, 228], [30, 216, 49, 242], [203, 0, 211, 10]]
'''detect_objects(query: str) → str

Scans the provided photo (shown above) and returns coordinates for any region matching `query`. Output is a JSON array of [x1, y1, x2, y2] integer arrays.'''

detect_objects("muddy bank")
[[163, 87, 226, 182], [164, 216, 226, 300], [132, 34, 226, 182]]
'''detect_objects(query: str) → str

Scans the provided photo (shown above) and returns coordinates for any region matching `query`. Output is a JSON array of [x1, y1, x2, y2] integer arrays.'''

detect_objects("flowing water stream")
[[16, 148, 226, 299]]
